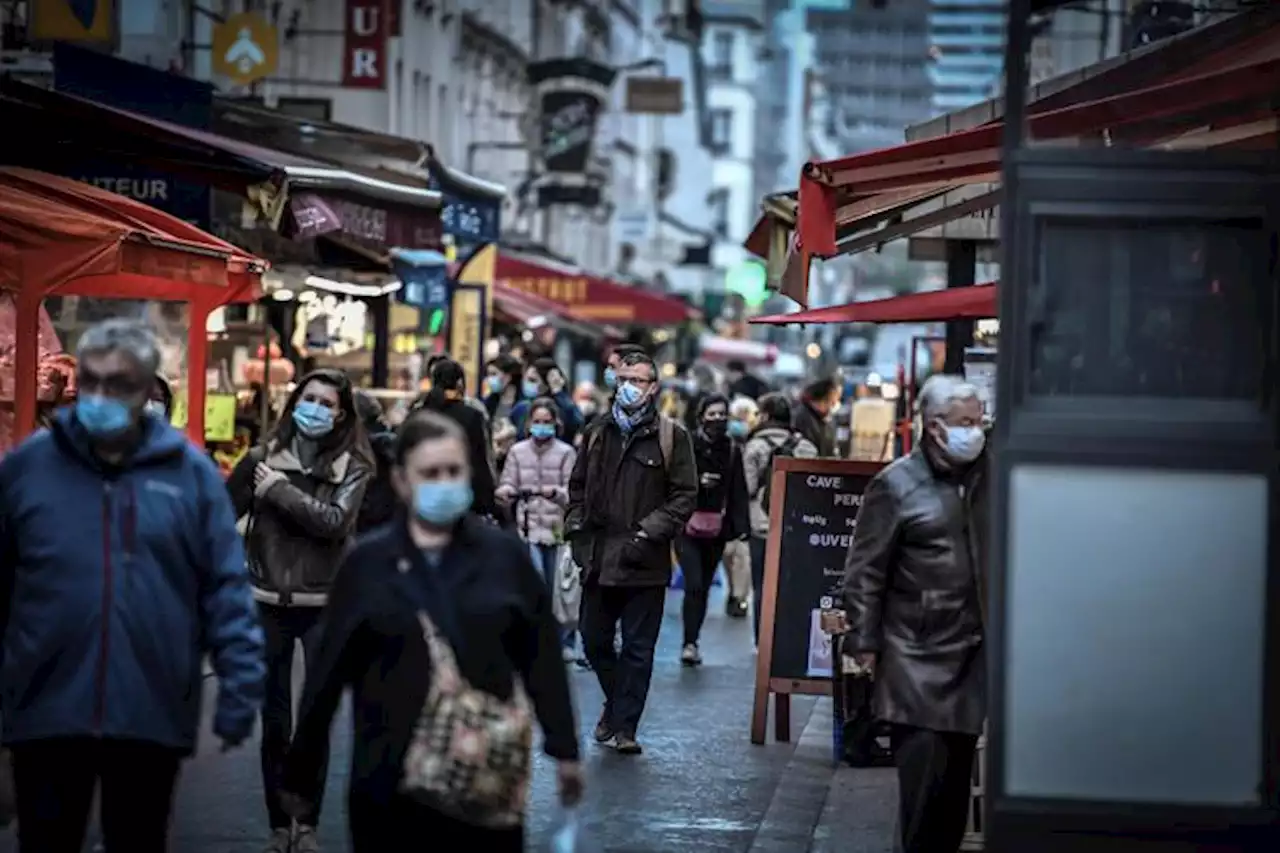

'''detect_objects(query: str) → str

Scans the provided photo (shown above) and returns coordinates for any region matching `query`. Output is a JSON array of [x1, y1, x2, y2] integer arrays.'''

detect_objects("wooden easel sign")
[[751, 457, 884, 745]]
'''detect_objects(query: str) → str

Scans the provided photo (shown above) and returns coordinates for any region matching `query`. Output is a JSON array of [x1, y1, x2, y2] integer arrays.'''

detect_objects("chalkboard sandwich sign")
[[750, 457, 884, 745]]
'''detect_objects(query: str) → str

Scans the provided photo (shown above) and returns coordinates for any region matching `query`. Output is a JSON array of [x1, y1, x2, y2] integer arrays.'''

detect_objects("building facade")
[[928, 0, 1005, 115], [702, 1, 764, 276]]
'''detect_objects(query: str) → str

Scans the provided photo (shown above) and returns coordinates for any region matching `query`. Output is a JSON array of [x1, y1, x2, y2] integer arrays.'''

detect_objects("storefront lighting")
[[271, 288, 295, 302], [297, 290, 316, 303], [661, 362, 677, 378], [881, 382, 900, 400], [867, 372, 883, 387], [805, 343, 822, 359], [303, 275, 401, 298]]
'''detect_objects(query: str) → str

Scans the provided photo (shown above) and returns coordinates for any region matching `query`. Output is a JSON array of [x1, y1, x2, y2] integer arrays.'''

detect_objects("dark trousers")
[[260, 603, 327, 829], [749, 535, 768, 644], [11, 737, 182, 853], [676, 536, 726, 646], [891, 725, 978, 853], [580, 584, 666, 738], [529, 542, 574, 648], [349, 793, 522, 853]]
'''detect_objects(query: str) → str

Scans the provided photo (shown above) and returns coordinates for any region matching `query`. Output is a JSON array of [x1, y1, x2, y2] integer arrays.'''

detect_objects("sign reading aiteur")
[[343, 0, 388, 89]]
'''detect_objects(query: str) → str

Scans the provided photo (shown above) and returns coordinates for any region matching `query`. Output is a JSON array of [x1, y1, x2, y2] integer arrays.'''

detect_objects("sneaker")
[[593, 708, 615, 744], [293, 826, 320, 853], [263, 828, 292, 853], [614, 734, 643, 755], [681, 643, 702, 667], [725, 597, 748, 618]]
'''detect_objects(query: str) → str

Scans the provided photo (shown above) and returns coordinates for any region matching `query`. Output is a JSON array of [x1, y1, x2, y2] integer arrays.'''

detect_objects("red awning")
[[797, 44, 1280, 258], [493, 282, 576, 324], [0, 167, 269, 447], [495, 250, 694, 326], [750, 283, 996, 326]]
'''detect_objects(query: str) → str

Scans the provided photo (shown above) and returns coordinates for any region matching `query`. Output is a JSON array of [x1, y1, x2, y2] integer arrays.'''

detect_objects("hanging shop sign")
[[528, 58, 616, 176], [285, 192, 442, 252], [211, 12, 280, 87], [438, 192, 500, 246], [624, 77, 684, 114], [342, 0, 388, 90], [28, 0, 115, 45], [54, 44, 212, 229]]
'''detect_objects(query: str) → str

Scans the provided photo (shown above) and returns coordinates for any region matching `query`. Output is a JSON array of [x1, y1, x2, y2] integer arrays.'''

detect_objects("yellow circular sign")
[[211, 13, 280, 87]]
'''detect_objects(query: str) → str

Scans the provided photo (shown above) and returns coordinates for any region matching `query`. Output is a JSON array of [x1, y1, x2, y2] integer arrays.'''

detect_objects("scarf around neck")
[[612, 398, 655, 434]]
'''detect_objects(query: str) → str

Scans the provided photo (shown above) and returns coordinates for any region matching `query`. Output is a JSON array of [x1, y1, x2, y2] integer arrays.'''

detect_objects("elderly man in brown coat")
[[840, 374, 989, 853]]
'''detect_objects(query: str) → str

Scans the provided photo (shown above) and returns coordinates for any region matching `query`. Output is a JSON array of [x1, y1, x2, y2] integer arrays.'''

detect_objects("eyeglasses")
[[77, 369, 149, 398]]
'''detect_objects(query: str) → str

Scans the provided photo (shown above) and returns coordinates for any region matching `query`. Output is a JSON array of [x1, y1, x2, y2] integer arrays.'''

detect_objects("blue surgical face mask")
[[615, 381, 645, 410], [413, 479, 474, 526], [484, 375, 505, 395], [145, 400, 168, 420], [940, 423, 985, 463], [522, 380, 542, 399], [530, 423, 556, 441], [603, 367, 617, 389], [76, 394, 135, 437], [728, 420, 748, 439], [292, 400, 335, 438]]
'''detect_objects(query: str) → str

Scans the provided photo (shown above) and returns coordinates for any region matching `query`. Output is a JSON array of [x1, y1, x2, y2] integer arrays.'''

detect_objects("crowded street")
[[0, 589, 895, 853], [1, 1, 1277, 852]]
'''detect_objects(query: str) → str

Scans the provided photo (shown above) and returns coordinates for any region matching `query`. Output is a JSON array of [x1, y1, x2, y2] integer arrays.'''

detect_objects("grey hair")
[[75, 318, 162, 376], [917, 374, 981, 422], [618, 350, 657, 377]]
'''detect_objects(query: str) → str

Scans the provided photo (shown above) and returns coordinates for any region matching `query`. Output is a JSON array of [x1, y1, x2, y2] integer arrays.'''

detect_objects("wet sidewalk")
[[747, 696, 897, 853]]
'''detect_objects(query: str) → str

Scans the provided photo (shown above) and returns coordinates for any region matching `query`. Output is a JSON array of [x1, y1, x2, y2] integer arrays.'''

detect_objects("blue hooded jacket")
[[0, 408, 266, 752]]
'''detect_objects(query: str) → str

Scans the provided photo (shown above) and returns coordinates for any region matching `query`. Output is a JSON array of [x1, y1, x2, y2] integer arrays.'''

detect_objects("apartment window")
[[709, 189, 730, 238], [709, 31, 734, 80], [276, 97, 332, 122], [709, 109, 732, 154]]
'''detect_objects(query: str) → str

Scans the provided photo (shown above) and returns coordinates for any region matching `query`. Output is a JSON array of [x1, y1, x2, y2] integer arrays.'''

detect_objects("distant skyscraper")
[[806, 0, 933, 154], [928, 0, 1005, 114]]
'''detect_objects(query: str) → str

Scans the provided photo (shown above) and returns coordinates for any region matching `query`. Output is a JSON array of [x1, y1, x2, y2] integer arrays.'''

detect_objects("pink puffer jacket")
[[496, 438, 577, 544]]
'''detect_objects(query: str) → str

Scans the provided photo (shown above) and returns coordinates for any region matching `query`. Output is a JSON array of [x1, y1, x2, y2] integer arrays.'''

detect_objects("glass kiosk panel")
[[1004, 464, 1267, 806], [1026, 218, 1270, 404]]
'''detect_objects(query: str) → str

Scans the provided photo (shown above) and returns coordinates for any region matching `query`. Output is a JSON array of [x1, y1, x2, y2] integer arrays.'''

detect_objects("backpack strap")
[[658, 415, 674, 473]]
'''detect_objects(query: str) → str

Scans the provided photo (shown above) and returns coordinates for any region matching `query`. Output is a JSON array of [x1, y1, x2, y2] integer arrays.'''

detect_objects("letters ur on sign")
[[343, 0, 388, 89]]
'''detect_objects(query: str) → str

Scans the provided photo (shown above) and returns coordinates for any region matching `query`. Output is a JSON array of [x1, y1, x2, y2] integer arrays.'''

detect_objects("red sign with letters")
[[342, 0, 388, 89]]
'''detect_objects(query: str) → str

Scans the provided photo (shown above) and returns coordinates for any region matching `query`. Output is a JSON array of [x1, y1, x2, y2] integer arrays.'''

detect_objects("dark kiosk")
[[988, 3, 1279, 852]]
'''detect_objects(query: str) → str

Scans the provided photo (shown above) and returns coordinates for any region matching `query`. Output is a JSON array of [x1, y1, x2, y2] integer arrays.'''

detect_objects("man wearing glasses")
[[0, 318, 265, 853], [567, 351, 696, 755]]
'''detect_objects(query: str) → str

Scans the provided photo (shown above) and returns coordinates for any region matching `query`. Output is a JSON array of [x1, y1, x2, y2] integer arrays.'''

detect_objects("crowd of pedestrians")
[[0, 316, 990, 853]]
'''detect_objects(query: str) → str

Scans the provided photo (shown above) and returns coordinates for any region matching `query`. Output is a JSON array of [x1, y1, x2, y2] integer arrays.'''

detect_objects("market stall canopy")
[[495, 249, 696, 326], [697, 334, 778, 366], [796, 9, 1280, 262], [0, 80, 443, 253], [750, 283, 996, 326], [491, 282, 606, 340], [0, 166, 270, 445]]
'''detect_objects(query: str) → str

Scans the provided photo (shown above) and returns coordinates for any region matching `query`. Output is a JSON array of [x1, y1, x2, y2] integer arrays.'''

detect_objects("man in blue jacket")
[[0, 318, 266, 853]]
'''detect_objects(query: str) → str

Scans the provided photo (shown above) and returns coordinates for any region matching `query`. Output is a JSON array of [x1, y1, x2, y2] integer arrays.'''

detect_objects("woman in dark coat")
[[674, 392, 751, 666], [413, 357, 499, 521], [509, 356, 583, 444], [226, 368, 375, 853], [281, 410, 582, 851]]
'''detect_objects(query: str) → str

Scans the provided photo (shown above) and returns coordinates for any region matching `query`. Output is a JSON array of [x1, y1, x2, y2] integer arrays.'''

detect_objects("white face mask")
[[939, 424, 985, 463], [146, 400, 168, 420]]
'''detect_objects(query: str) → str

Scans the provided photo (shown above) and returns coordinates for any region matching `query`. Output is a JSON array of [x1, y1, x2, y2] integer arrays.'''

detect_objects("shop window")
[[709, 189, 729, 238], [709, 109, 732, 155], [1027, 218, 1272, 402], [709, 31, 734, 80], [276, 97, 332, 122]]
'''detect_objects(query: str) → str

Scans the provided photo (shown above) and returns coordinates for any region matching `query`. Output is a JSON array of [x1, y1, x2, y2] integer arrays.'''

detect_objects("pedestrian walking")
[[281, 410, 582, 852], [496, 396, 579, 660], [481, 354, 523, 422], [227, 368, 374, 853], [792, 376, 840, 457], [674, 393, 750, 665], [567, 351, 696, 754], [414, 357, 500, 522], [722, 396, 760, 618], [743, 393, 817, 643], [840, 374, 988, 853], [0, 319, 265, 853], [353, 390, 398, 534], [510, 357, 583, 444]]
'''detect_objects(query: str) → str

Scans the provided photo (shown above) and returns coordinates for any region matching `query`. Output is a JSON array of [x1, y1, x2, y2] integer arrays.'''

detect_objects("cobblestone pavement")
[[0, 588, 904, 852]]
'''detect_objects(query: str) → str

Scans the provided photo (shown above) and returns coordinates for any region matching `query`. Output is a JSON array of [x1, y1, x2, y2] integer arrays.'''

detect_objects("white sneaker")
[[680, 643, 702, 666]]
